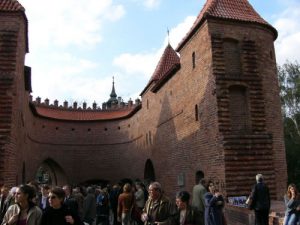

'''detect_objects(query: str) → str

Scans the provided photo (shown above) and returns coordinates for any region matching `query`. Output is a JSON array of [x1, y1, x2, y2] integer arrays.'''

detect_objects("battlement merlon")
[[30, 96, 141, 112]]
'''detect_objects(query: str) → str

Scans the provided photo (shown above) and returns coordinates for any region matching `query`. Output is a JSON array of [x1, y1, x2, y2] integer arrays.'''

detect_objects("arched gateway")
[[35, 158, 67, 186]]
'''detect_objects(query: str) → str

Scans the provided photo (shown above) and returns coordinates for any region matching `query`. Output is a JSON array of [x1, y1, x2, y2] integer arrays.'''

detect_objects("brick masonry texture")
[[0, 1, 287, 224]]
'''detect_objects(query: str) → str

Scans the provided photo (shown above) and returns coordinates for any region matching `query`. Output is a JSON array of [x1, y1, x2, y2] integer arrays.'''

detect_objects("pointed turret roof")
[[0, 0, 25, 11], [141, 44, 180, 95], [176, 0, 277, 51], [0, 0, 28, 53]]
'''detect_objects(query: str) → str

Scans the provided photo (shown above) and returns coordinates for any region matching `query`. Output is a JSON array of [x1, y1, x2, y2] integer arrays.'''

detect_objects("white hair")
[[256, 174, 263, 183], [150, 182, 162, 192], [10, 186, 17, 195]]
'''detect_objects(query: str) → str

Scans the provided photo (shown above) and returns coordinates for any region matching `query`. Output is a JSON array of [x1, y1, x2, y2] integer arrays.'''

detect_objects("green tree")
[[278, 61, 300, 186]]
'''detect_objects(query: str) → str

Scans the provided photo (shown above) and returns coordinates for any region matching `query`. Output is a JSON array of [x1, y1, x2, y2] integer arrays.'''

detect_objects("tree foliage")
[[278, 61, 300, 186]]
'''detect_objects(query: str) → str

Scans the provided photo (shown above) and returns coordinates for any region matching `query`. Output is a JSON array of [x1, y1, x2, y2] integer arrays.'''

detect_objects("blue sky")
[[17, 0, 300, 107]]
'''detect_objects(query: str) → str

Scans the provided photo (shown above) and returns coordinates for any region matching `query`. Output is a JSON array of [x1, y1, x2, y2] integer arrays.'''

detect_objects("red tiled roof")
[[0, 0, 25, 12], [33, 105, 138, 121], [141, 44, 180, 95], [176, 0, 277, 51], [0, 0, 28, 53]]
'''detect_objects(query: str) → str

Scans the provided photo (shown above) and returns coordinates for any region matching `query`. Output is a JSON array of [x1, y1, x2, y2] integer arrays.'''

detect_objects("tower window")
[[192, 52, 196, 69], [195, 105, 199, 121], [146, 133, 148, 145], [149, 131, 152, 145]]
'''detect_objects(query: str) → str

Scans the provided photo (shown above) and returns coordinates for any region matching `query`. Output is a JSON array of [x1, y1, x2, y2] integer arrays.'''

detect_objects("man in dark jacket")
[[83, 186, 96, 225], [63, 185, 79, 216], [141, 182, 177, 225], [249, 174, 271, 225]]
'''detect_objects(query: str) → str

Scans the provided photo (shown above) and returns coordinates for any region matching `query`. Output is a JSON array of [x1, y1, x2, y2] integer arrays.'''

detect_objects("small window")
[[55, 127, 59, 130], [192, 52, 196, 69], [71, 128, 75, 131], [104, 128, 108, 131], [88, 128, 91, 132], [118, 126, 121, 130], [195, 105, 199, 121], [149, 131, 152, 145], [147, 99, 149, 109]]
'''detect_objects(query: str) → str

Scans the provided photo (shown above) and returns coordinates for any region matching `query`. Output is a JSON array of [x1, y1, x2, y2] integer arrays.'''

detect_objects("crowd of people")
[[4, 172, 297, 225], [0, 171, 228, 225]]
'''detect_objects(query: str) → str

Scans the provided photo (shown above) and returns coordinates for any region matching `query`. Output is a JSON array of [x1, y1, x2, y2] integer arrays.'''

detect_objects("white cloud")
[[273, 3, 300, 64], [130, 0, 161, 9], [30, 52, 108, 106], [113, 52, 158, 77], [167, 16, 197, 50], [144, 0, 161, 9], [113, 16, 196, 81], [17, 0, 126, 106], [19, 0, 125, 49]]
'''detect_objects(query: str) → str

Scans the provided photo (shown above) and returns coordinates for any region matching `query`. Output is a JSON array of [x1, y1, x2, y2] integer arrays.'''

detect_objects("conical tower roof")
[[141, 44, 180, 95], [0, 0, 25, 11], [0, 0, 28, 53], [176, 0, 277, 51]]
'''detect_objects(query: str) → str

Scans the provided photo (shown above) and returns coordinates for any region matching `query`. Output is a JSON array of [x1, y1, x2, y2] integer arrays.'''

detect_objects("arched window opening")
[[229, 85, 251, 133], [144, 159, 155, 182], [195, 104, 199, 121], [224, 39, 241, 77], [149, 131, 152, 145], [192, 51, 196, 69]]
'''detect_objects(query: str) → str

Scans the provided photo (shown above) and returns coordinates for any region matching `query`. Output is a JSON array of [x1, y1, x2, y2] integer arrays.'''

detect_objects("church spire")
[[106, 76, 118, 107], [110, 76, 117, 98]]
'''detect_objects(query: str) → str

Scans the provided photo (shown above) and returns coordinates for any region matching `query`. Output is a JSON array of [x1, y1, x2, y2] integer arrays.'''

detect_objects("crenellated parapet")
[[30, 96, 142, 111]]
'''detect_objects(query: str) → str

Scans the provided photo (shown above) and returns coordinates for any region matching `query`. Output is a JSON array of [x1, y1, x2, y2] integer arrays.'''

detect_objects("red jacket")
[[117, 192, 134, 217]]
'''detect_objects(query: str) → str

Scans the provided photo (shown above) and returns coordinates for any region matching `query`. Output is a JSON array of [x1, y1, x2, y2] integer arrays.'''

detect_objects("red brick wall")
[[0, 12, 28, 186]]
